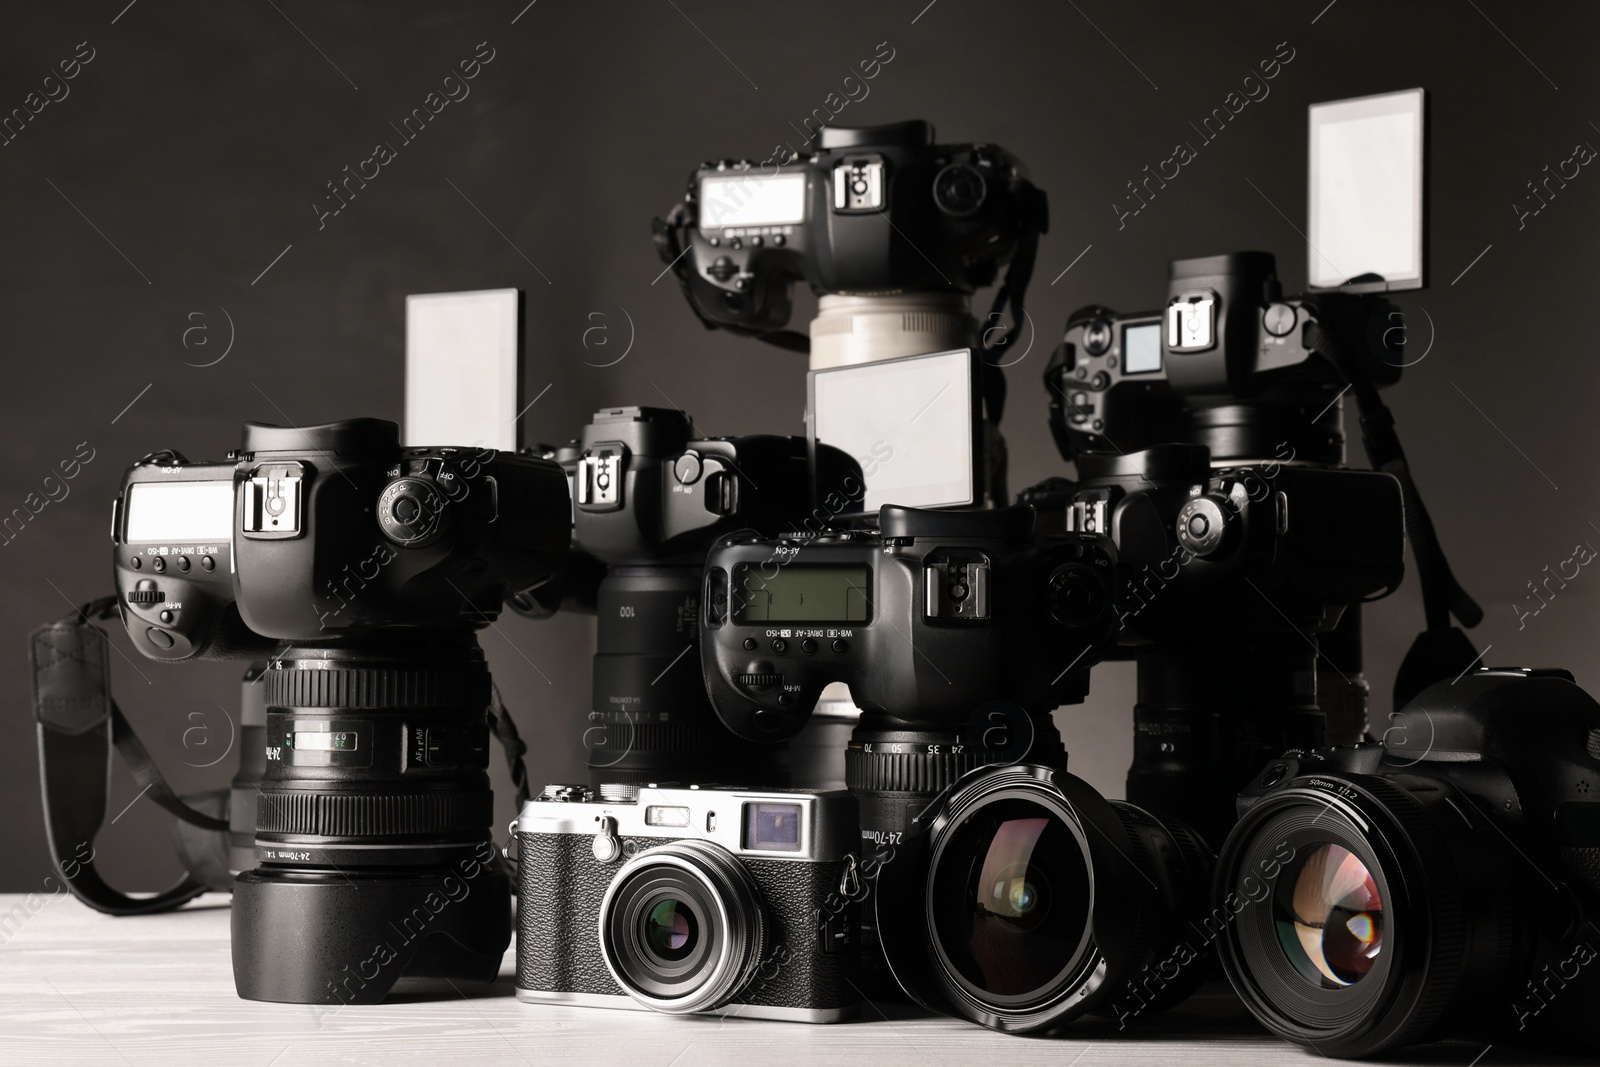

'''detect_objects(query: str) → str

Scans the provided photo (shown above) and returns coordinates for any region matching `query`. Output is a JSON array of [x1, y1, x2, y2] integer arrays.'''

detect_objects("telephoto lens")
[[874, 764, 1215, 1033], [1214, 669, 1600, 1058]]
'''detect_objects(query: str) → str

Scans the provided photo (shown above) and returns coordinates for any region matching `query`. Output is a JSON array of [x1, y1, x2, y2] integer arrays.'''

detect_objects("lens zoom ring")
[[257, 790, 493, 836], [264, 667, 490, 709], [845, 746, 994, 794], [587, 717, 722, 756]]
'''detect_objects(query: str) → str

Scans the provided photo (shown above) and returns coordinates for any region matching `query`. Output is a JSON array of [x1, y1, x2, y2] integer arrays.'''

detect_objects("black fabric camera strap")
[[1305, 322, 1485, 705], [31, 596, 227, 915]]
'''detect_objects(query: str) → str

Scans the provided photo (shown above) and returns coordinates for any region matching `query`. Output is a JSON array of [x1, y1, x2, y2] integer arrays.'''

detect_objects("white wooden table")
[[0, 894, 1568, 1066]]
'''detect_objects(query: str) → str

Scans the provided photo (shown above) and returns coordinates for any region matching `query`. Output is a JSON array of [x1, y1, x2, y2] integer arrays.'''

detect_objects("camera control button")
[[752, 709, 786, 734], [743, 638, 758, 651], [130, 556, 141, 570], [707, 256, 738, 282], [801, 639, 818, 654], [152, 557, 166, 573], [201, 555, 215, 571], [771, 639, 788, 654], [1083, 319, 1113, 356], [146, 627, 174, 649], [127, 580, 164, 604], [831, 639, 848, 654], [159, 610, 174, 624], [772, 234, 785, 246], [176, 555, 191, 573], [592, 816, 621, 862], [673, 452, 703, 485]]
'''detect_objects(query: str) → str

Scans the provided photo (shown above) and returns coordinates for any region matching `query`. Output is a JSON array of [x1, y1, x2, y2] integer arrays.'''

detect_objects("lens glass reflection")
[[1275, 843, 1384, 988], [930, 798, 1092, 1000], [644, 897, 698, 962]]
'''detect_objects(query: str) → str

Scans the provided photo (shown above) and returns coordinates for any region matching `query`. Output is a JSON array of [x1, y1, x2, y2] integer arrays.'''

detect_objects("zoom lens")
[[601, 840, 769, 1014], [231, 631, 511, 1004], [876, 765, 1215, 1033], [1215, 774, 1527, 1058]]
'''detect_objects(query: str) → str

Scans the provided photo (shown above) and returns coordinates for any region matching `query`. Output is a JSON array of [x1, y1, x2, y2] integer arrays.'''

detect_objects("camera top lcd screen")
[[744, 802, 802, 852], [1122, 322, 1162, 374], [734, 565, 870, 624], [811, 348, 977, 512], [1308, 89, 1425, 291], [124, 481, 234, 543], [699, 173, 808, 229]]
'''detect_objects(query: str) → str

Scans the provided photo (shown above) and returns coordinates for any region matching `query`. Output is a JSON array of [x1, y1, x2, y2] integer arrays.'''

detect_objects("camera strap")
[[1306, 322, 1485, 704], [31, 596, 230, 915]]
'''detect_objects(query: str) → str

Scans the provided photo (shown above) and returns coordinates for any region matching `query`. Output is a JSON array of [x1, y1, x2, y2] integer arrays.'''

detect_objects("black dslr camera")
[[113, 418, 570, 1004], [1216, 669, 1600, 1058], [701, 504, 1117, 839], [1032, 90, 1484, 847], [516, 782, 861, 1021], [653, 119, 1046, 346], [532, 406, 847, 784]]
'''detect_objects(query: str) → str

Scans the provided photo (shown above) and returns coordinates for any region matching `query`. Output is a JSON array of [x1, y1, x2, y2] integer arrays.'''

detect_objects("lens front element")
[[600, 840, 768, 1014], [1277, 843, 1385, 988], [929, 798, 1093, 1003]]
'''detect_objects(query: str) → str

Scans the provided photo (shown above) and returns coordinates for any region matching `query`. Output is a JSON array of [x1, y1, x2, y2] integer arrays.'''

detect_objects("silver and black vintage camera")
[[515, 783, 861, 1021]]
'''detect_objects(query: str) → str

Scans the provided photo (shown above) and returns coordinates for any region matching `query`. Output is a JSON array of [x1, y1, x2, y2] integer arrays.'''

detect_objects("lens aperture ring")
[[265, 666, 491, 710], [257, 788, 493, 837]]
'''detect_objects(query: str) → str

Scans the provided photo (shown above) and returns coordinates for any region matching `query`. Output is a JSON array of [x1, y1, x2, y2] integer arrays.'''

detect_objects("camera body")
[[1027, 445, 1404, 642], [700, 505, 1117, 744], [1219, 669, 1600, 1055], [566, 407, 821, 564], [1047, 252, 1403, 464], [516, 783, 861, 1021], [539, 407, 847, 781], [110, 418, 571, 1004], [113, 419, 569, 661], [656, 120, 1046, 339]]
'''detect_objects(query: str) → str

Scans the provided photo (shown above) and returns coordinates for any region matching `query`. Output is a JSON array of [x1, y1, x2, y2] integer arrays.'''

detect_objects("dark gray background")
[[2, 0, 1596, 893]]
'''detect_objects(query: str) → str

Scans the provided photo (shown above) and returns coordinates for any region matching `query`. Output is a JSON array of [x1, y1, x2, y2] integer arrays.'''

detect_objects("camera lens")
[[1215, 775, 1529, 1058], [645, 898, 699, 961], [1276, 843, 1384, 988], [601, 840, 769, 1013], [231, 631, 511, 1004], [877, 766, 1215, 1033], [928, 796, 1092, 1001]]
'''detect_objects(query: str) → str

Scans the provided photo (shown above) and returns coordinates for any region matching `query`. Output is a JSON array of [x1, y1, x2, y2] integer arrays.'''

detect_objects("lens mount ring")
[[599, 840, 769, 1014], [1214, 775, 1493, 1058]]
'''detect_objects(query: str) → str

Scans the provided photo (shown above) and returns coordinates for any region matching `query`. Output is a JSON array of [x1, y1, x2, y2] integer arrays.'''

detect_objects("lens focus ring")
[[256, 789, 493, 837]]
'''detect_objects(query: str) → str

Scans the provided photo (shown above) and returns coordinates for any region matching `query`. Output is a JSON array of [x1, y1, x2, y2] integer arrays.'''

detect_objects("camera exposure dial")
[[378, 475, 449, 548], [1175, 495, 1236, 558]]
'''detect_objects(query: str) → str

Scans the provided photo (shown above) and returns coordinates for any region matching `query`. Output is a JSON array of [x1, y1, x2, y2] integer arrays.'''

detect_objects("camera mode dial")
[[378, 475, 449, 548], [1175, 495, 1235, 558]]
